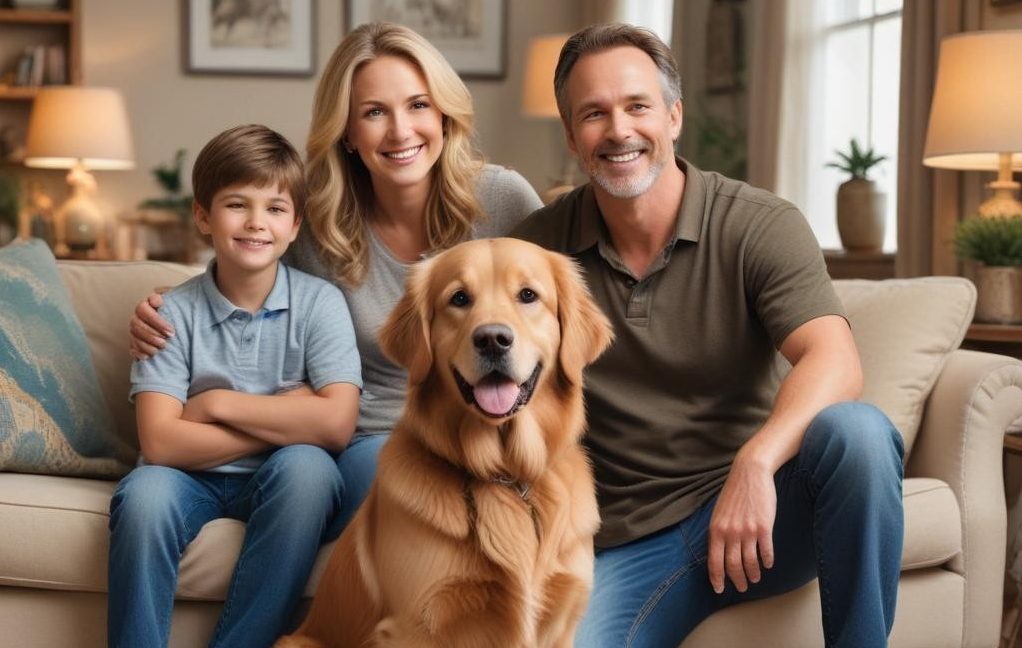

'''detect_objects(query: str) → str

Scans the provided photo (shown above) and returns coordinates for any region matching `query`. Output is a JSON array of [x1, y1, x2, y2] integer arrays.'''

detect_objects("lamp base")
[[978, 180, 1022, 218], [53, 162, 101, 256], [541, 183, 575, 205], [541, 154, 577, 205]]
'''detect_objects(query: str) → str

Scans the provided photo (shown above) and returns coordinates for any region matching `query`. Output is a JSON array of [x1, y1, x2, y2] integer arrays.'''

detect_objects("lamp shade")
[[24, 87, 135, 170], [923, 30, 1022, 171], [522, 34, 569, 118]]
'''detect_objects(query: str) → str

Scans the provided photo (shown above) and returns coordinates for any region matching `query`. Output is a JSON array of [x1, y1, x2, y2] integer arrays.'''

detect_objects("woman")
[[130, 22, 542, 532]]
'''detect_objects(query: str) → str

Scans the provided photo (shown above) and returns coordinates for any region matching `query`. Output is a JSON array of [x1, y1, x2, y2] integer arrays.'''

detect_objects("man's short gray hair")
[[553, 23, 683, 121]]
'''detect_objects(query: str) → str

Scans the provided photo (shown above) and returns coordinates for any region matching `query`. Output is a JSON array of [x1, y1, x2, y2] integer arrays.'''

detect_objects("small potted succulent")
[[954, 214, 1022, 324], [826, 138, 888, 253]]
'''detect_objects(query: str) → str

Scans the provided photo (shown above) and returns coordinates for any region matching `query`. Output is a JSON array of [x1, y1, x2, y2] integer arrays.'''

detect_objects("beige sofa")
[[1, 260, 1021, 648]]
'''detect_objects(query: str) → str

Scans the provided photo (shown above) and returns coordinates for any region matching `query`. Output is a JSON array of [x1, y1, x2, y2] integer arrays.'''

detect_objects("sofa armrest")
[[907, 348, 1022, 648]]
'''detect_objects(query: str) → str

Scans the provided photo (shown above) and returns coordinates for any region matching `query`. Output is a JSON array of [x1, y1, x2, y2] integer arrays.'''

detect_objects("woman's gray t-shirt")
[[284, 164, 542, 436]]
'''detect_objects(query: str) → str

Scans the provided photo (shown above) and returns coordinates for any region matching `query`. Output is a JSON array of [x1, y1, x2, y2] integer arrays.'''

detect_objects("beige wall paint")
[[78, 0, 583, 218]]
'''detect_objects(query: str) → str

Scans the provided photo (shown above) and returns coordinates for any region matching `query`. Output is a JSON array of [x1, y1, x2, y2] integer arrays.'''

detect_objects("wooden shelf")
[[0, 8, 73, 24], [0, 86, 40, 100], [1005, 433, 1022, 455], [823, 248, 896, 280], [966, 323, 1022, 344]]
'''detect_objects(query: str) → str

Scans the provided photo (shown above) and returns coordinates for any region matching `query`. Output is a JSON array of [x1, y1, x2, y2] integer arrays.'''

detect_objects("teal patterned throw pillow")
[[0, 239, 133, 478]]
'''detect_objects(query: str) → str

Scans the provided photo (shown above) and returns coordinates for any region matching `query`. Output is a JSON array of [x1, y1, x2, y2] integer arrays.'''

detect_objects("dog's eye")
[[450, 290, 471, 307], [518, 288, 538, 303]]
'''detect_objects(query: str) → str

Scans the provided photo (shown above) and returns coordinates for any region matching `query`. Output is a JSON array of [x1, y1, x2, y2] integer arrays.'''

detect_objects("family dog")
[[277, 238, 613, 647]]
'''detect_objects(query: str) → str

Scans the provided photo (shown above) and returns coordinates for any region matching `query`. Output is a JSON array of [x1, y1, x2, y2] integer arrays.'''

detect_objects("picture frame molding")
[[345, 0, 507, 80], [182, 0, 317, 77]]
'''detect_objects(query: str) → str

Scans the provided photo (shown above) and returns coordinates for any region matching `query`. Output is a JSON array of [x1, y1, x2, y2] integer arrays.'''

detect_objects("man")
[[513, 24, 903, 648]]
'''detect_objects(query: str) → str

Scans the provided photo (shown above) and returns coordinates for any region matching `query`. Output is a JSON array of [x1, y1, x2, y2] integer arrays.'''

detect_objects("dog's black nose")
[[473, 324, 514, 356]]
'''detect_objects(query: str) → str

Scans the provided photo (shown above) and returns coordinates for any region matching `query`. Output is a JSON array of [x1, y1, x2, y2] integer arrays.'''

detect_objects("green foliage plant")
[[826, 138, 888, 181], [954, 215, 1022, 267], [139, 149, 191, 219]]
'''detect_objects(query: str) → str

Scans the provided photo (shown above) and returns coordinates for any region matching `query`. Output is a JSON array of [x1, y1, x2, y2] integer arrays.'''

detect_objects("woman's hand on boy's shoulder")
[[129, 287, 174, 360]]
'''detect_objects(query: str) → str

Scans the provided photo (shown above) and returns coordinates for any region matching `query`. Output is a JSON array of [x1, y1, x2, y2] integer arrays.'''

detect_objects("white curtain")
[[773, 0, 823, 215], [586, 0, 674, 43]]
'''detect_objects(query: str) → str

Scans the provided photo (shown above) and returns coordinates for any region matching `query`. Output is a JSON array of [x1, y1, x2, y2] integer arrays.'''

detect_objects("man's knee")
[[802, 402, 904, 477]]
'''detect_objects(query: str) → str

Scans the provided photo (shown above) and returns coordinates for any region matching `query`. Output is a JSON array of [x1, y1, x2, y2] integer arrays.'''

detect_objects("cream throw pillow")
[[833, 277, 976, 454]]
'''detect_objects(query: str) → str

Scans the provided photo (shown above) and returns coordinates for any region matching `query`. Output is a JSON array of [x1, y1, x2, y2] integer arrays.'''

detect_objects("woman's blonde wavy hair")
[[306, 22, 484, 287]]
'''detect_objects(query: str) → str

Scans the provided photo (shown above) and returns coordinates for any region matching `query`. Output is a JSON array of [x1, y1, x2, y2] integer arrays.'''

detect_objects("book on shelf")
[[8, 44, 67, 88]]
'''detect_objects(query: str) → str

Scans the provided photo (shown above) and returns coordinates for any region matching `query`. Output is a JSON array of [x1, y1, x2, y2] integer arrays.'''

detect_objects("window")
[[780, 0, 902, 251], [617, 0, 674, 44]]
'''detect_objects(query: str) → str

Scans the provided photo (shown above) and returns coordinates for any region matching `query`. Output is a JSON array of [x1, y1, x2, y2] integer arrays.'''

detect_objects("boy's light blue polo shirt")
[[130, 261, 362, 473]]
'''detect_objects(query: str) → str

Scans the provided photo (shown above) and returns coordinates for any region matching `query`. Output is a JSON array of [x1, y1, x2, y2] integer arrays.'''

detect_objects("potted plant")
[[826, 138, 888, 253], [138, 149, 191, 221], [954, 214, 1022, 324], [136, 149, 197, 262]]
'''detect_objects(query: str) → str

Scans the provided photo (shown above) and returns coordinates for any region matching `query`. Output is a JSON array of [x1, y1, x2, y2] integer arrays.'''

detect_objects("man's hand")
[[707, 453, 777, 594], [129, 288, 173, 360]]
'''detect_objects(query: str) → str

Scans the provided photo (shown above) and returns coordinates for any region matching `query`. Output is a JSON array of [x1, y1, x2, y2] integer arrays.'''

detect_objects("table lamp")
[[24, 87, 135, 256], [923, 30, 1022, 217], [522, 34, 574, 204]]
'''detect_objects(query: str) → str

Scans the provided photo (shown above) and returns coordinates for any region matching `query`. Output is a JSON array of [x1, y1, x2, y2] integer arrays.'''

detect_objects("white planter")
[[836, 178, 886, 253]]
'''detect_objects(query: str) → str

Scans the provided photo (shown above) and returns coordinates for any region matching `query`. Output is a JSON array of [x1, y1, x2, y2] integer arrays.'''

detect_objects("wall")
[[76, 0, 583, 218]]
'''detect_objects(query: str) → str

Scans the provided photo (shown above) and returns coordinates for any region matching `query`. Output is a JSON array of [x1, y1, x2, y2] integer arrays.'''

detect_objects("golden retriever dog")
[[276, 238, 613, 648]]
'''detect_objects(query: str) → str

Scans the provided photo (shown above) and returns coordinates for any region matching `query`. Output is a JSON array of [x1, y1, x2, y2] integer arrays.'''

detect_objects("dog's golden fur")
[[276, 238, 613, 648]]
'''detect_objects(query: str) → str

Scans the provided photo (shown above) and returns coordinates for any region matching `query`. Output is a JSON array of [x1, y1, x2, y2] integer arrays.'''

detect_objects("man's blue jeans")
[[107, 445, 343, 648], [576, 401, 904, 648]]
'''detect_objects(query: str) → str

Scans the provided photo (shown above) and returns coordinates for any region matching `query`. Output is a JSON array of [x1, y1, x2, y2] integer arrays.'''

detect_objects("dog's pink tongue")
[[473, 378, 520, 416]]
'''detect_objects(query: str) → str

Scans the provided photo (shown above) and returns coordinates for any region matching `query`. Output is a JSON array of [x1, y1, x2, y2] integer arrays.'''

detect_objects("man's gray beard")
[[585, 158, 665, 199]]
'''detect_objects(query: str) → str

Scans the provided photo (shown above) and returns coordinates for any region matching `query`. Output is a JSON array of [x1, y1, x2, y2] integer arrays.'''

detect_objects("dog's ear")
[[550, 251, 614, 386], [379, 258, 435, 385]]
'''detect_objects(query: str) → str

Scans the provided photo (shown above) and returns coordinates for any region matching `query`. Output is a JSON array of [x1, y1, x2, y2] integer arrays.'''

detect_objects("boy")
[[108, 124, 362, 648]]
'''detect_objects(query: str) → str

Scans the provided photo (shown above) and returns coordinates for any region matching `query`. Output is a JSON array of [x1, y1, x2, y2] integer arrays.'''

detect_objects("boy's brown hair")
[[192, 124, 307, 217]]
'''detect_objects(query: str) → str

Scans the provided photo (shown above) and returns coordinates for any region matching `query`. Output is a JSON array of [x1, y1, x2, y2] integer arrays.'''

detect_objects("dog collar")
[[464, 473, 541, 543], [490, 473, 531, 500]]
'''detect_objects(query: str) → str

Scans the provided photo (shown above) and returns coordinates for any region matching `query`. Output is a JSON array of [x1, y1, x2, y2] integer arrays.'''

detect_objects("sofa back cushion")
[[833, 277, 976, 454], [0, 240, 133, 477], [58, 259, 202, 454]]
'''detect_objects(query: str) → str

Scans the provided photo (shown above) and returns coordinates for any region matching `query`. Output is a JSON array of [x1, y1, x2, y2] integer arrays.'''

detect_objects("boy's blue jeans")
[[576, 402, 905, 648], [108, 444, 344, 648], [327, 432, 389, 538]]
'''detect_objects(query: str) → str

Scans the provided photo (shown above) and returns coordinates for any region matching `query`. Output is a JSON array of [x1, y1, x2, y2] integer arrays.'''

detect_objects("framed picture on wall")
[[347, 0, 507, 79], [184, 0, 316, 76]]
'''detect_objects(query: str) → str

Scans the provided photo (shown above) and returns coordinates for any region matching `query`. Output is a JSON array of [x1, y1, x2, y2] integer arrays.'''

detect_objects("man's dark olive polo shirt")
[[512, 159, 844, 549]]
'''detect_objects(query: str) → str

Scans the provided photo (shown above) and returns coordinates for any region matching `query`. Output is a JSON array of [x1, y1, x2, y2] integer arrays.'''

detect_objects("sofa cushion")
[[0, 472, 331, 599], [0, 473, 957, 599], [0, 240, 134, 478], [833, 277, 975, 454], [902, 478, 961, 569], [57, 259, 203, 454]]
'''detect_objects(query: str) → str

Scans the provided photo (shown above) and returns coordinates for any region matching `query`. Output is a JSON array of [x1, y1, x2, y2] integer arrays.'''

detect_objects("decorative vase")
[[975, 265, 1022, 324], [836, 178, 886, 253]]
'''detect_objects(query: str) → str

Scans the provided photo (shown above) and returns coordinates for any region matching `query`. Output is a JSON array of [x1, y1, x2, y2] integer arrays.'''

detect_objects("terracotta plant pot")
[[975, 265, 1022, 324], [836, 178, 886, 253]]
